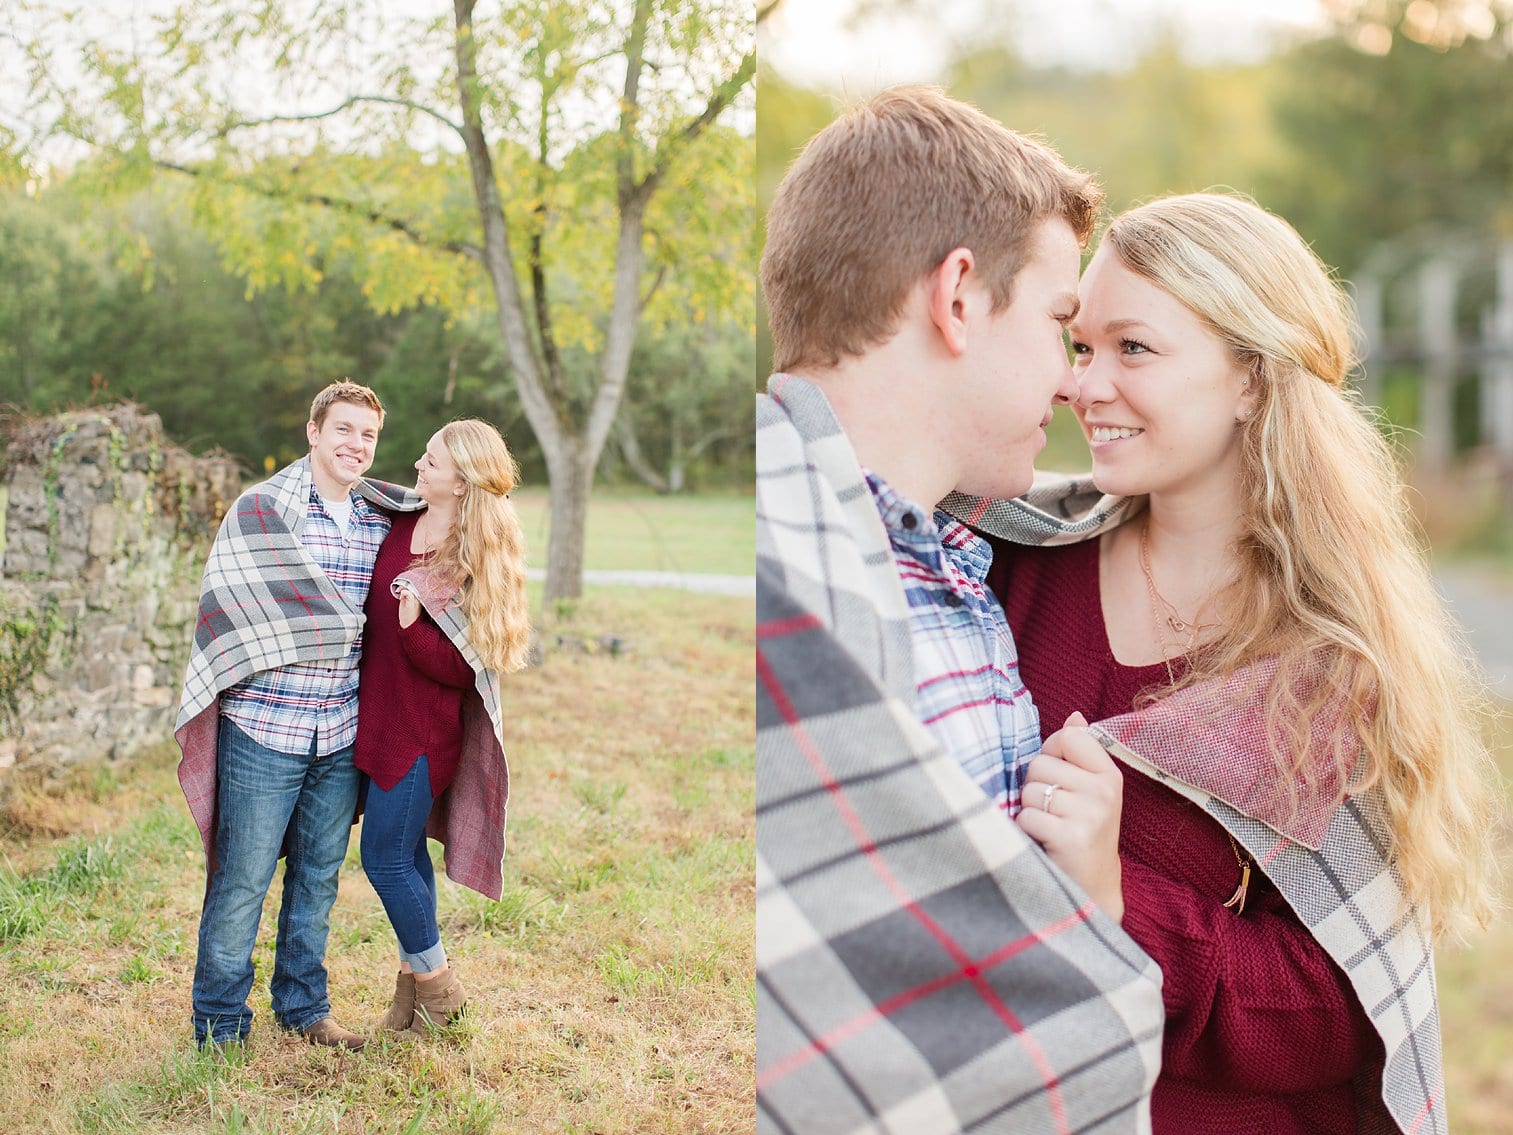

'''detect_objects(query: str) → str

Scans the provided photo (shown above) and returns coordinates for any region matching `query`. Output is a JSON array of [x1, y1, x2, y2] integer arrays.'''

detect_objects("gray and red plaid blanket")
[[757, 375, 1165, 1135], [944, 487, 1446, 1135], [175, 456, 513, 901]]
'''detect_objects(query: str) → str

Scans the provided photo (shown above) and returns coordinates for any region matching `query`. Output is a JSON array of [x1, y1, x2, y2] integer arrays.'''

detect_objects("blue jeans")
[[191, 718, 361, 1044], [360, 755, 447, 973]]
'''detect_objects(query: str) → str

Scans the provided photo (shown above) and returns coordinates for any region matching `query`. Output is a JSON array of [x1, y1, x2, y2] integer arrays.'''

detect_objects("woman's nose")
[[1075, 356, 1114, 408]]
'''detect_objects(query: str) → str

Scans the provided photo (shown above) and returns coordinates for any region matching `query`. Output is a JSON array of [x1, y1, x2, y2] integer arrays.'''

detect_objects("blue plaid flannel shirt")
[[866, 472, 1041, 815], [221, 486, 390, 756]]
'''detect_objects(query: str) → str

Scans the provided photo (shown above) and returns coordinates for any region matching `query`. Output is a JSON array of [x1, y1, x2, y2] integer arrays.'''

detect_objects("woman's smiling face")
[[1068, 244, 1256, 500], [414, 430, 463, 506]]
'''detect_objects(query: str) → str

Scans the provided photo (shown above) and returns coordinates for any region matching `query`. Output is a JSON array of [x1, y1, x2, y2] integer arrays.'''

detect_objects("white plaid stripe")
[[220, 487, 389, 755], [864, 473, 1040, 815]]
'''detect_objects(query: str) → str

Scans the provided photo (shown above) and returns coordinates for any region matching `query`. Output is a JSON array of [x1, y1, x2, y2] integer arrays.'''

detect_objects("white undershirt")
[[321, 493, 353, 537]]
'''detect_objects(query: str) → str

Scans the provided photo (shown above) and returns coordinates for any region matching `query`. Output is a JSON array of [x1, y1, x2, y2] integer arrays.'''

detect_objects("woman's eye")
[[1121, 338, 1151, 355]]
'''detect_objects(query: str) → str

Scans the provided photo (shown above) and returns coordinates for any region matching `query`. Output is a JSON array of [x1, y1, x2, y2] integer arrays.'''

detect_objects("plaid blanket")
[[176, 457, 516, 902], [757, 375, 1165, 1135], [392, 565, 511, 900], [946, 484, 1444, 1135]]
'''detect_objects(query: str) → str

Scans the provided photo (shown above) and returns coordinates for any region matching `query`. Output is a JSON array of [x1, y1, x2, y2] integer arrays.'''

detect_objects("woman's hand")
[[398, 588, 421, 629], [1016, 711, 1126, 923]]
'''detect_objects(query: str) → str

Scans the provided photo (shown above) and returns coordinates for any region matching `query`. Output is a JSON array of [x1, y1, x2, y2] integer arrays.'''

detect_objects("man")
[[176, 381, 419, 1050], [756, 87, 1165, 1132]]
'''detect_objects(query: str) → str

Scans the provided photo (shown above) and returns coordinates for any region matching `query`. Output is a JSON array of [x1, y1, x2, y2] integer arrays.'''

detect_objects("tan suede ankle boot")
[[410, 965, 467, 1033], [378, 971, 417, 1031]]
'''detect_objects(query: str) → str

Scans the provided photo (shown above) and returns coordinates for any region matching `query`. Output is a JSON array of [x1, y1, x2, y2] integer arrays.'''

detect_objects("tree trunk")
[[668, 426, 686, 493], [542, 437, 594, 603], [443, 349, 459, 406], [446, 0, 751, 601]]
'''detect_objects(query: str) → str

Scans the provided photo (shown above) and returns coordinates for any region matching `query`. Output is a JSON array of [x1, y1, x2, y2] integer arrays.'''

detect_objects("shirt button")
[[944, 592, 964, 608], [900, 512, 918, 530]]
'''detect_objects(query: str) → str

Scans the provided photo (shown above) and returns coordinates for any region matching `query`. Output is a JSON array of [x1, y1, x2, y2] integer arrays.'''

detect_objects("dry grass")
[[0, 588, 753, 1135]]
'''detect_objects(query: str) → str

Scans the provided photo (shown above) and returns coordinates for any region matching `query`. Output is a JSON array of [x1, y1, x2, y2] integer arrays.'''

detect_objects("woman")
[[356, 418, 532, 1034], [953, 194, 1500, 1133]]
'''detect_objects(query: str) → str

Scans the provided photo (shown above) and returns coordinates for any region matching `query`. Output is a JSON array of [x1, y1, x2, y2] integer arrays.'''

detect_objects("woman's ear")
[[1236, 369, 1261, 423]]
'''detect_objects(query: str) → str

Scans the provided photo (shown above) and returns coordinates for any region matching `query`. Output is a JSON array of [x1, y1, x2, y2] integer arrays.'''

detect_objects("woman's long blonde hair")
[[1106, 192, 1501, 939], [422, 419, 532, 674]]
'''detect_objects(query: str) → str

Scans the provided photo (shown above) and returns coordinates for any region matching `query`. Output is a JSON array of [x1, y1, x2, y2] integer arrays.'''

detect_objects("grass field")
[[0, 588, 753, 1134], [509, 491, 753, 577]]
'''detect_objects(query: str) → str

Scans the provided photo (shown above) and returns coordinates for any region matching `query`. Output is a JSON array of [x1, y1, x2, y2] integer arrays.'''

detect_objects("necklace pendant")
[[1223, 861, 1251, 916], [1167, 615, 1189, 634]]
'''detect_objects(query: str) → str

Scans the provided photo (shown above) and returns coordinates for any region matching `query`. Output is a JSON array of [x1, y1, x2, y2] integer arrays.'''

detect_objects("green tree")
[[15, 0, 754, 600], [1262, 25, 1513, 277], [614, 313, 753, 492], [0, 195, 92, 405]]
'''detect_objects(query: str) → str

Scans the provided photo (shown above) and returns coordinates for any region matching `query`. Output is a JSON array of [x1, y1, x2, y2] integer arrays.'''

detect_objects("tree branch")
[[636, 46, 755, 203], [685, 423, 739, 462], [215, 95, 464, 139], [530, 72, 571, 417], [451, 0, 558, 438], [617, 0, 654, 209], [639, 261, 668, 310], [154, 159, 484, 262], [614, 413, 671, 494]]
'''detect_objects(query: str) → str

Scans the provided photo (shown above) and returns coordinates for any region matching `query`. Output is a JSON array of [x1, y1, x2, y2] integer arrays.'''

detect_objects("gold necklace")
[[1136, 514, 1251, 915], [415, 513, 446, 554], [1137, 515, 1220, 659]]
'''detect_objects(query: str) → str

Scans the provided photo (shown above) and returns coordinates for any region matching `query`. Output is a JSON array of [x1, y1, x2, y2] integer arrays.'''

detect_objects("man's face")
[[306, 401, 381, 494], [952, 216, 1082, 500]]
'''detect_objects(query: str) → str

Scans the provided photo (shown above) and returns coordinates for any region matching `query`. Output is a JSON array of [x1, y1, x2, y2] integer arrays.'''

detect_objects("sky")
[[760, 0, 1333, 90]]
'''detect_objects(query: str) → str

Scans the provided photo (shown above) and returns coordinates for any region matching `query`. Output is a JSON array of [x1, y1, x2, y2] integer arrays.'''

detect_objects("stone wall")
[[0, 406, 242, 776]]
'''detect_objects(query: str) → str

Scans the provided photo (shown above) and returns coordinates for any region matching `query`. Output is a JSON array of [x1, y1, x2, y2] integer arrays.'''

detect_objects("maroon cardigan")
[[990, 537, 1383, 1135], [355, 511, 477, 796]]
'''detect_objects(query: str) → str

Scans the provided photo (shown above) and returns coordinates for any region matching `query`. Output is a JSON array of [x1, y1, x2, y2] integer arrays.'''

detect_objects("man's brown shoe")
[[378, 971, 417, 1032], [301, 1017, 368, 1051]]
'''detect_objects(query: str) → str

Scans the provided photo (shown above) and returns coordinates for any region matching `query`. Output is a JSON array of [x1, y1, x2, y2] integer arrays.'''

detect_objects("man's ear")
[[306, 420, 320, 448], [926, 247, 975, 358]]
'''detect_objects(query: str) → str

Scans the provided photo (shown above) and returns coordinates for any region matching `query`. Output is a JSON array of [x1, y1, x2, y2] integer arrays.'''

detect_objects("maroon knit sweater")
[[989, 537, 1383, 1134], [354, 511, 476, 797]]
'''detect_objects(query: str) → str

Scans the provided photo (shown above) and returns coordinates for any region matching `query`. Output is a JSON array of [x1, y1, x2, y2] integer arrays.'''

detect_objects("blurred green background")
[[758, 0, 1513, 561]]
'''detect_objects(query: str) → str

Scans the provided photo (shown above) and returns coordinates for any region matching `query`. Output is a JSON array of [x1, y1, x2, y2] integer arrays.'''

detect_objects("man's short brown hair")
[[761, 85, 1103, 373], [309, 380, 385, 429]]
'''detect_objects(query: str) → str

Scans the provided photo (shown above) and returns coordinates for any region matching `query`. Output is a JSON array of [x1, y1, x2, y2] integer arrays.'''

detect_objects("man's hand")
[[1016, 711, 1126, 922], [398, 589, 421, 629]]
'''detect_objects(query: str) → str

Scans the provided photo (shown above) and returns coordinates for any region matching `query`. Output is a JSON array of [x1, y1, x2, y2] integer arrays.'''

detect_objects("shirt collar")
[[863, 469, 935, 544], [937, 516, 993, 586]]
